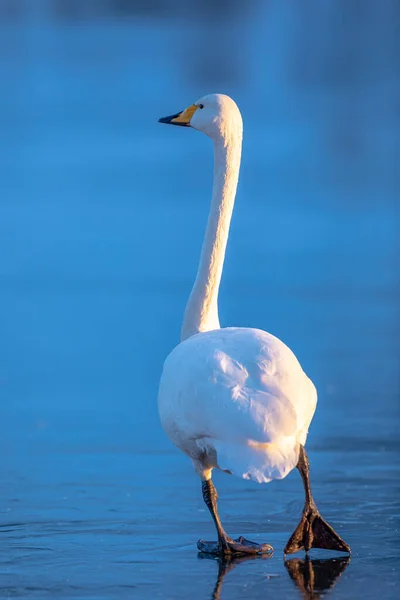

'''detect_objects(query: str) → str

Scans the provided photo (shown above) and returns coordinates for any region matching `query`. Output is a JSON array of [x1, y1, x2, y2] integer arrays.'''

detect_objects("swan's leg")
[[284, 445, 351, 555], [198, 480, 231, 553], [197, 479, 273, 556]]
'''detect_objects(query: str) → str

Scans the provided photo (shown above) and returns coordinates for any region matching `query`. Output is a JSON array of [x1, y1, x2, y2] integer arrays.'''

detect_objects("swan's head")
[[159, 93, 242, 141]]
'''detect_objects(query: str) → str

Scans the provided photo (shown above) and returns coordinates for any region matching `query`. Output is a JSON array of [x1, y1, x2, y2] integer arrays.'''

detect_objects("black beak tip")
[[158, 111, 188, 126]]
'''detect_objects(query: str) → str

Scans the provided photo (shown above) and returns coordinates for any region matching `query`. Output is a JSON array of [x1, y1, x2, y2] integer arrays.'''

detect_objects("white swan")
[[158, 94, 350, 556]]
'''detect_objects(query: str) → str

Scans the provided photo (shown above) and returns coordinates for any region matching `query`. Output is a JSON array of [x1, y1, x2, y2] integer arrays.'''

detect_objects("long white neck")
[[181, 131, 242, 341]]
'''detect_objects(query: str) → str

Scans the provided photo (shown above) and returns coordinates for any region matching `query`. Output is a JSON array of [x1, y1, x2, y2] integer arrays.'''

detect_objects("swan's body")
[[160, 327, 316, 483], [158, 94, 350, 556]]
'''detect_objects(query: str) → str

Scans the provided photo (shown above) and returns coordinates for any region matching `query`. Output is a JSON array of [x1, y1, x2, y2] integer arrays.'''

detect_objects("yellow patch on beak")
[[171, 104, 199, 125], [159, 104, 199, 127]]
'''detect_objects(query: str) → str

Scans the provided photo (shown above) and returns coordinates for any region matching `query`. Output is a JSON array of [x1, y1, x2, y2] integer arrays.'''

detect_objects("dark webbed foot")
[[285, 446, 351, 555], [199, 479, 274, 556], [198, 536, 273, 556], [284, 505, 351, 555]]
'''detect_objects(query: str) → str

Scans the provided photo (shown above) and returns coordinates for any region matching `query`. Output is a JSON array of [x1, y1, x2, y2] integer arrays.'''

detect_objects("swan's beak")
[[158, 104, 199, 127]]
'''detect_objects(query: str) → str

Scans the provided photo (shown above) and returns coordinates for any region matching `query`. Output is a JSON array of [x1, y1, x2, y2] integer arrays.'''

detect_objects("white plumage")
[[157, 93, 349, 556], [158, 94, 316, 485], [159, 327, 316, 484]]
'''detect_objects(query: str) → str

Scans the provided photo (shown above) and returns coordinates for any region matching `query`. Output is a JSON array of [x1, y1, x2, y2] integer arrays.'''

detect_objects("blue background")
[[0, 1, 398, 598]]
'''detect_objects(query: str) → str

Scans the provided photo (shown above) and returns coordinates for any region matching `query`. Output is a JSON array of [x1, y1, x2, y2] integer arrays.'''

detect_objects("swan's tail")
[[209, 438, 299, 483]]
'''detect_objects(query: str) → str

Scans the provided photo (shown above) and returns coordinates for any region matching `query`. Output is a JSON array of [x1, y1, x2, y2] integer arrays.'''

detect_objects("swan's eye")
[[199, 104, 204, 109]]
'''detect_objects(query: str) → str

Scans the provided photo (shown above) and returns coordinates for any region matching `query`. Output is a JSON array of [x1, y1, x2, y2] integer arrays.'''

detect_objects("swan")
[[157, 94, 350, 556]]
